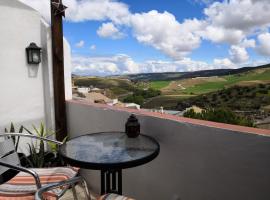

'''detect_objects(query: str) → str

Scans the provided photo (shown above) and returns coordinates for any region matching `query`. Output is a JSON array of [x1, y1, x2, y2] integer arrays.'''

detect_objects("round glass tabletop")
[[59, 132, 160, 170]]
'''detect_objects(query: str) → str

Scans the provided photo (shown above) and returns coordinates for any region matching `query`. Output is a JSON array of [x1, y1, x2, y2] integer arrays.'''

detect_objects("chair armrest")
[[34, 176, 82, 200], [0, 161, 41, 189], [0, 133, 63, 145]]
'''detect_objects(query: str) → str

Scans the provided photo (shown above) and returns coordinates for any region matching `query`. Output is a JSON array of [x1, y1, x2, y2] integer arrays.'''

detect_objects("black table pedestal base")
[[101, 169, 122, 195]]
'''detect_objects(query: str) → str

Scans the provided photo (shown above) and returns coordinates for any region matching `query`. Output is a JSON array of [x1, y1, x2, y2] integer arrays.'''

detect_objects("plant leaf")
[[10, 122, 15, 133], [14, 126, 23, 151], [32, 125, 40, 136], [23, 127, 33, 135], [19, 126, 24, 133], [40, 122, 44, 138]]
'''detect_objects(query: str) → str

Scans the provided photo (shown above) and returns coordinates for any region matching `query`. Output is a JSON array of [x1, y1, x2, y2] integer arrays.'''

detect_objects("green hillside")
[[149, 81, 171, 90], [73, 66, 270, 111], [176, 83, 270, 111], [74, 77, 137, 96], [143, 67, 270, 109], [183, 68, 270, 95], [149, 67, 270, 95]]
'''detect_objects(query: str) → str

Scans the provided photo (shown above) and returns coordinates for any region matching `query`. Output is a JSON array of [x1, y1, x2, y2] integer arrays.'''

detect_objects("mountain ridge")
[[111, 63, 270, 81]]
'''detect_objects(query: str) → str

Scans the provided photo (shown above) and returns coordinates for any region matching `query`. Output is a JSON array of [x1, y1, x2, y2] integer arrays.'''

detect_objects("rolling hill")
[[73, 77, 137, 97], [142, 65, 270, 109], [73, 64, 270, 111], [176, 83, 270, 112], [115, 63, 270, 81]]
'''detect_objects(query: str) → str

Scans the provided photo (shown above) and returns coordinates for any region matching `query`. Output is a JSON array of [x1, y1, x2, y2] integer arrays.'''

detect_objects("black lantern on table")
[[26, 43, 42, 64], [125, 114, 140, 138]]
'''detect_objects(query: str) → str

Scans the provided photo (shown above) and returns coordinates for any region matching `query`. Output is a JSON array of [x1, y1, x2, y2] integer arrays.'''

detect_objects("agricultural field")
[[149, 80, 171, 90], [151, 67, 270, 95]]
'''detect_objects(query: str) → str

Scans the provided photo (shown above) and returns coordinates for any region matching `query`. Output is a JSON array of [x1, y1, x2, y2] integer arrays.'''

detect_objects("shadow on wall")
[[27, 65, 39, 78]]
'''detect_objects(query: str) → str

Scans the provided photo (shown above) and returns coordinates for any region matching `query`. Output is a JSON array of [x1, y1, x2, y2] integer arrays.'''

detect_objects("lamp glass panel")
[[32, 51, 39, 63], [28, 50, 32, 62]]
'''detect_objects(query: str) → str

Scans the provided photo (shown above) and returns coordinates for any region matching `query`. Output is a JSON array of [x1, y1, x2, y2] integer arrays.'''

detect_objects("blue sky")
[[21, 0, 270, 76], [63, 0, 211, 61], [64, 0, 208, 61]]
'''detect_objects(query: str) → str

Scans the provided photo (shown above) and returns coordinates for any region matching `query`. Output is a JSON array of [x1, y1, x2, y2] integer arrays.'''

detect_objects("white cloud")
[[97, 22, 124, 39], [138, 58, 215, 74], [90, 45, 96, 50], [75, 40, 84, 48], [257, 32, 270, 56], [19, 0, 131, 24], [64, 0, 130, 24], [72, 54, 140, 76], [200, 0, 270, 45], [199, 25, 245, 44], [116, 55, 140, 74], [204, 0, 270, 32], [72, 56, 119, 76], [130, 11, 203, 60], [229, 45, 249, 63], [213, 58, 235, 69], [72, 54, 246, 76], [240, 38, 256, 48]]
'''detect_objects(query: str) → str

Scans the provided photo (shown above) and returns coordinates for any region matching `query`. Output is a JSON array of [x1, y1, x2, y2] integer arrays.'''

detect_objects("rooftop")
[[1, 0, 270, 199]]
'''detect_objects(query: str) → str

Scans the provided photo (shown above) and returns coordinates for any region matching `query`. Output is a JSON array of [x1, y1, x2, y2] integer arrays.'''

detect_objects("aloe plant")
[[23, 122, 67, 168], [23, 123, 47, 168], [4, 122, 24, 151]]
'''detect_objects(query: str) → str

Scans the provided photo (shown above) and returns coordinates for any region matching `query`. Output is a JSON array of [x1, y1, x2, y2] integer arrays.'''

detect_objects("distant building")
[[125, 103, 140, 110], [77, 87, 90, 94]]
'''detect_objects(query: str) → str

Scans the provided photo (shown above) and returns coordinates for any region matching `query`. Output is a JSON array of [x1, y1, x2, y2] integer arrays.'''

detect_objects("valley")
[[72, 64, 270, 128]]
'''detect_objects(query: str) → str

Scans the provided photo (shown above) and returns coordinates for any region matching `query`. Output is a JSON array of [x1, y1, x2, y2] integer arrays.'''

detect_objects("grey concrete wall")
[[67, 101, 270, 200]]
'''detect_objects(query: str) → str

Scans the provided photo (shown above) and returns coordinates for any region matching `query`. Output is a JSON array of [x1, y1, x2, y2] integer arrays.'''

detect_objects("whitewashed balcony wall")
[[0, 0, 72, 131], [67, 101, 270, 200]]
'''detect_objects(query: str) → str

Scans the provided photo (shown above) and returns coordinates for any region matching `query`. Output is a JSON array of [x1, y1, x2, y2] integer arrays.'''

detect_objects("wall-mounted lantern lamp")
[[26, 43, 42, 64]]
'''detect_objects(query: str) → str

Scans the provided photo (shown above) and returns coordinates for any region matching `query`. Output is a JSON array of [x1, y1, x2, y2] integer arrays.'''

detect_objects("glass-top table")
[[59, 132, 160, 195]]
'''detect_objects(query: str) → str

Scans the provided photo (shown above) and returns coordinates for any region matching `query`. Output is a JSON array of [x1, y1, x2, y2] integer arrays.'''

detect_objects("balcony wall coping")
[[67, 100, 270, 137]]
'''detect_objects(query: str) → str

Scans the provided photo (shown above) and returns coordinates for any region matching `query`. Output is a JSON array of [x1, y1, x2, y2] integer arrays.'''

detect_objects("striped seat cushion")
[[0, 167, 78, 200], [99, 193, 135, 200]]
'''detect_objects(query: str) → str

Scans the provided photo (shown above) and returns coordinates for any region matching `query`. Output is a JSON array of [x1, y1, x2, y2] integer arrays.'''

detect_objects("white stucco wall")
[[64, 38, 72, 100], [0, 0, 72, 131], [67, 101, 270, 200]]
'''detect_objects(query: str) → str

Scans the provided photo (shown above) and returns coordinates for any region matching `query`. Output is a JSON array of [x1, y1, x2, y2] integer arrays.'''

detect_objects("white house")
[[125, 103, 141, 110], [77, 87, 90, 94], [0, 0, 72, 131]]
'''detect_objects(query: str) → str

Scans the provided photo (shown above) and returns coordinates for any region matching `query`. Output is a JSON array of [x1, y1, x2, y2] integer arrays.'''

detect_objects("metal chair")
[[0, 132, 91, 200]]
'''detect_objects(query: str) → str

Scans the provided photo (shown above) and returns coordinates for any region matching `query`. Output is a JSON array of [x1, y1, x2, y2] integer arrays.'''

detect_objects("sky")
[[20, 0, 270, 76]]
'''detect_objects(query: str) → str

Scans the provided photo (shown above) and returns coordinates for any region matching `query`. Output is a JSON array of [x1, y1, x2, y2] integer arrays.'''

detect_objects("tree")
[[184, 108, 255, 127]]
